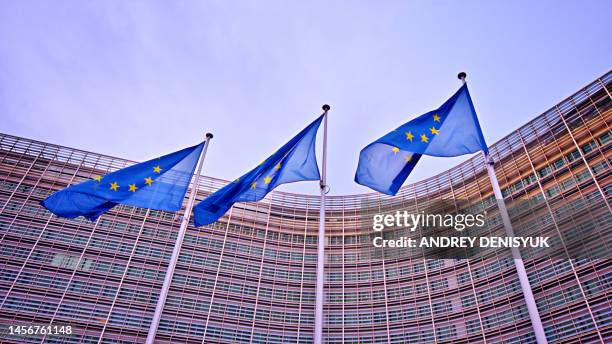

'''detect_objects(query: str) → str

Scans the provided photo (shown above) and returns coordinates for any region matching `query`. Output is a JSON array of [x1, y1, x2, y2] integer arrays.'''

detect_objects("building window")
[[581, 140, 598, 154], [599, 131, 611, 145]]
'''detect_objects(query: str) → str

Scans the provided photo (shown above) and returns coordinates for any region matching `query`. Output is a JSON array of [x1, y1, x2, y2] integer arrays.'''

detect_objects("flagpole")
[[458, 73, 548, 344], [145, 133, 213, 344], [314, 104, 330, 344]]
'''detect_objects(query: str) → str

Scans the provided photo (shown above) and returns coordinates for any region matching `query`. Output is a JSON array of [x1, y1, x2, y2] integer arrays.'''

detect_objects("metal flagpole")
[[314, 104, 330, 344], [145, 133, 213, 344], [458, 73, 548, 344]]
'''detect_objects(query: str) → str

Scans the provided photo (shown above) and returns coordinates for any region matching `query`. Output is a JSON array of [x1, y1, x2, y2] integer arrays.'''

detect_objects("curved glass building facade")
[[0, 72, 610, 343]]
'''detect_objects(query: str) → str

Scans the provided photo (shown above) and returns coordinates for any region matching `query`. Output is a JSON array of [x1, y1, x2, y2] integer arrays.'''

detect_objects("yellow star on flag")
[[392, 147, 400, 154], [405, 131, 414, 142], [251, 181, 257, 189], [421, 134, 429, 143], [128, 184, 138, 192], [433, 114, 441, 122], [430, 127, 440, 135], [405, 155, 413, 162], [109, 182, 119, 191], [274, 163, 281, 171], [144, 177, 154, 186], [93, 176, 102, 182], [153, 165, 162, 173], [264, 176, 272, 184]]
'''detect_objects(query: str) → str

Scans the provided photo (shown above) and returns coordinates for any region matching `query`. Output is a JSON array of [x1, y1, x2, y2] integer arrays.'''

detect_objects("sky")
[[1, 0, 610, 195]]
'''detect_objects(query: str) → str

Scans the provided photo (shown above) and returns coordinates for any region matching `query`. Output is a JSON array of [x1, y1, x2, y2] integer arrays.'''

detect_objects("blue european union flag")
[[355, 84, 488, 195], [41, 142, 204, 221], [193, 115, 323, 226]]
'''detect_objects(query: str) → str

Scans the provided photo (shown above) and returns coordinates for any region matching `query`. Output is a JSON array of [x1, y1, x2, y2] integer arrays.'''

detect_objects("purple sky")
[[1, 1, 610, 195]]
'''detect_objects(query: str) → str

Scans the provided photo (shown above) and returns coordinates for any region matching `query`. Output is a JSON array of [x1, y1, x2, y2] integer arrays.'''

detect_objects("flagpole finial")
[[206, 133, 214, 139], [457, 72, 467, 82], [322, 104, 331, 111]]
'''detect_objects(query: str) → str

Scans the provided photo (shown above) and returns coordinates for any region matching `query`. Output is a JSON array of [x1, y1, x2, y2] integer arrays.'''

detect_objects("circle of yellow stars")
[[92, 165, 163, 192], [394, 113, 442, 162], [249, 151, 286, 190]]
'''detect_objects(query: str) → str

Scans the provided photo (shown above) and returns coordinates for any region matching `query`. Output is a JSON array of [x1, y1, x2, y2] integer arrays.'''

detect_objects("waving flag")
[[355, 84, 488, 195], [42, 143, 204, 220], [193, 115, 323, 226]]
